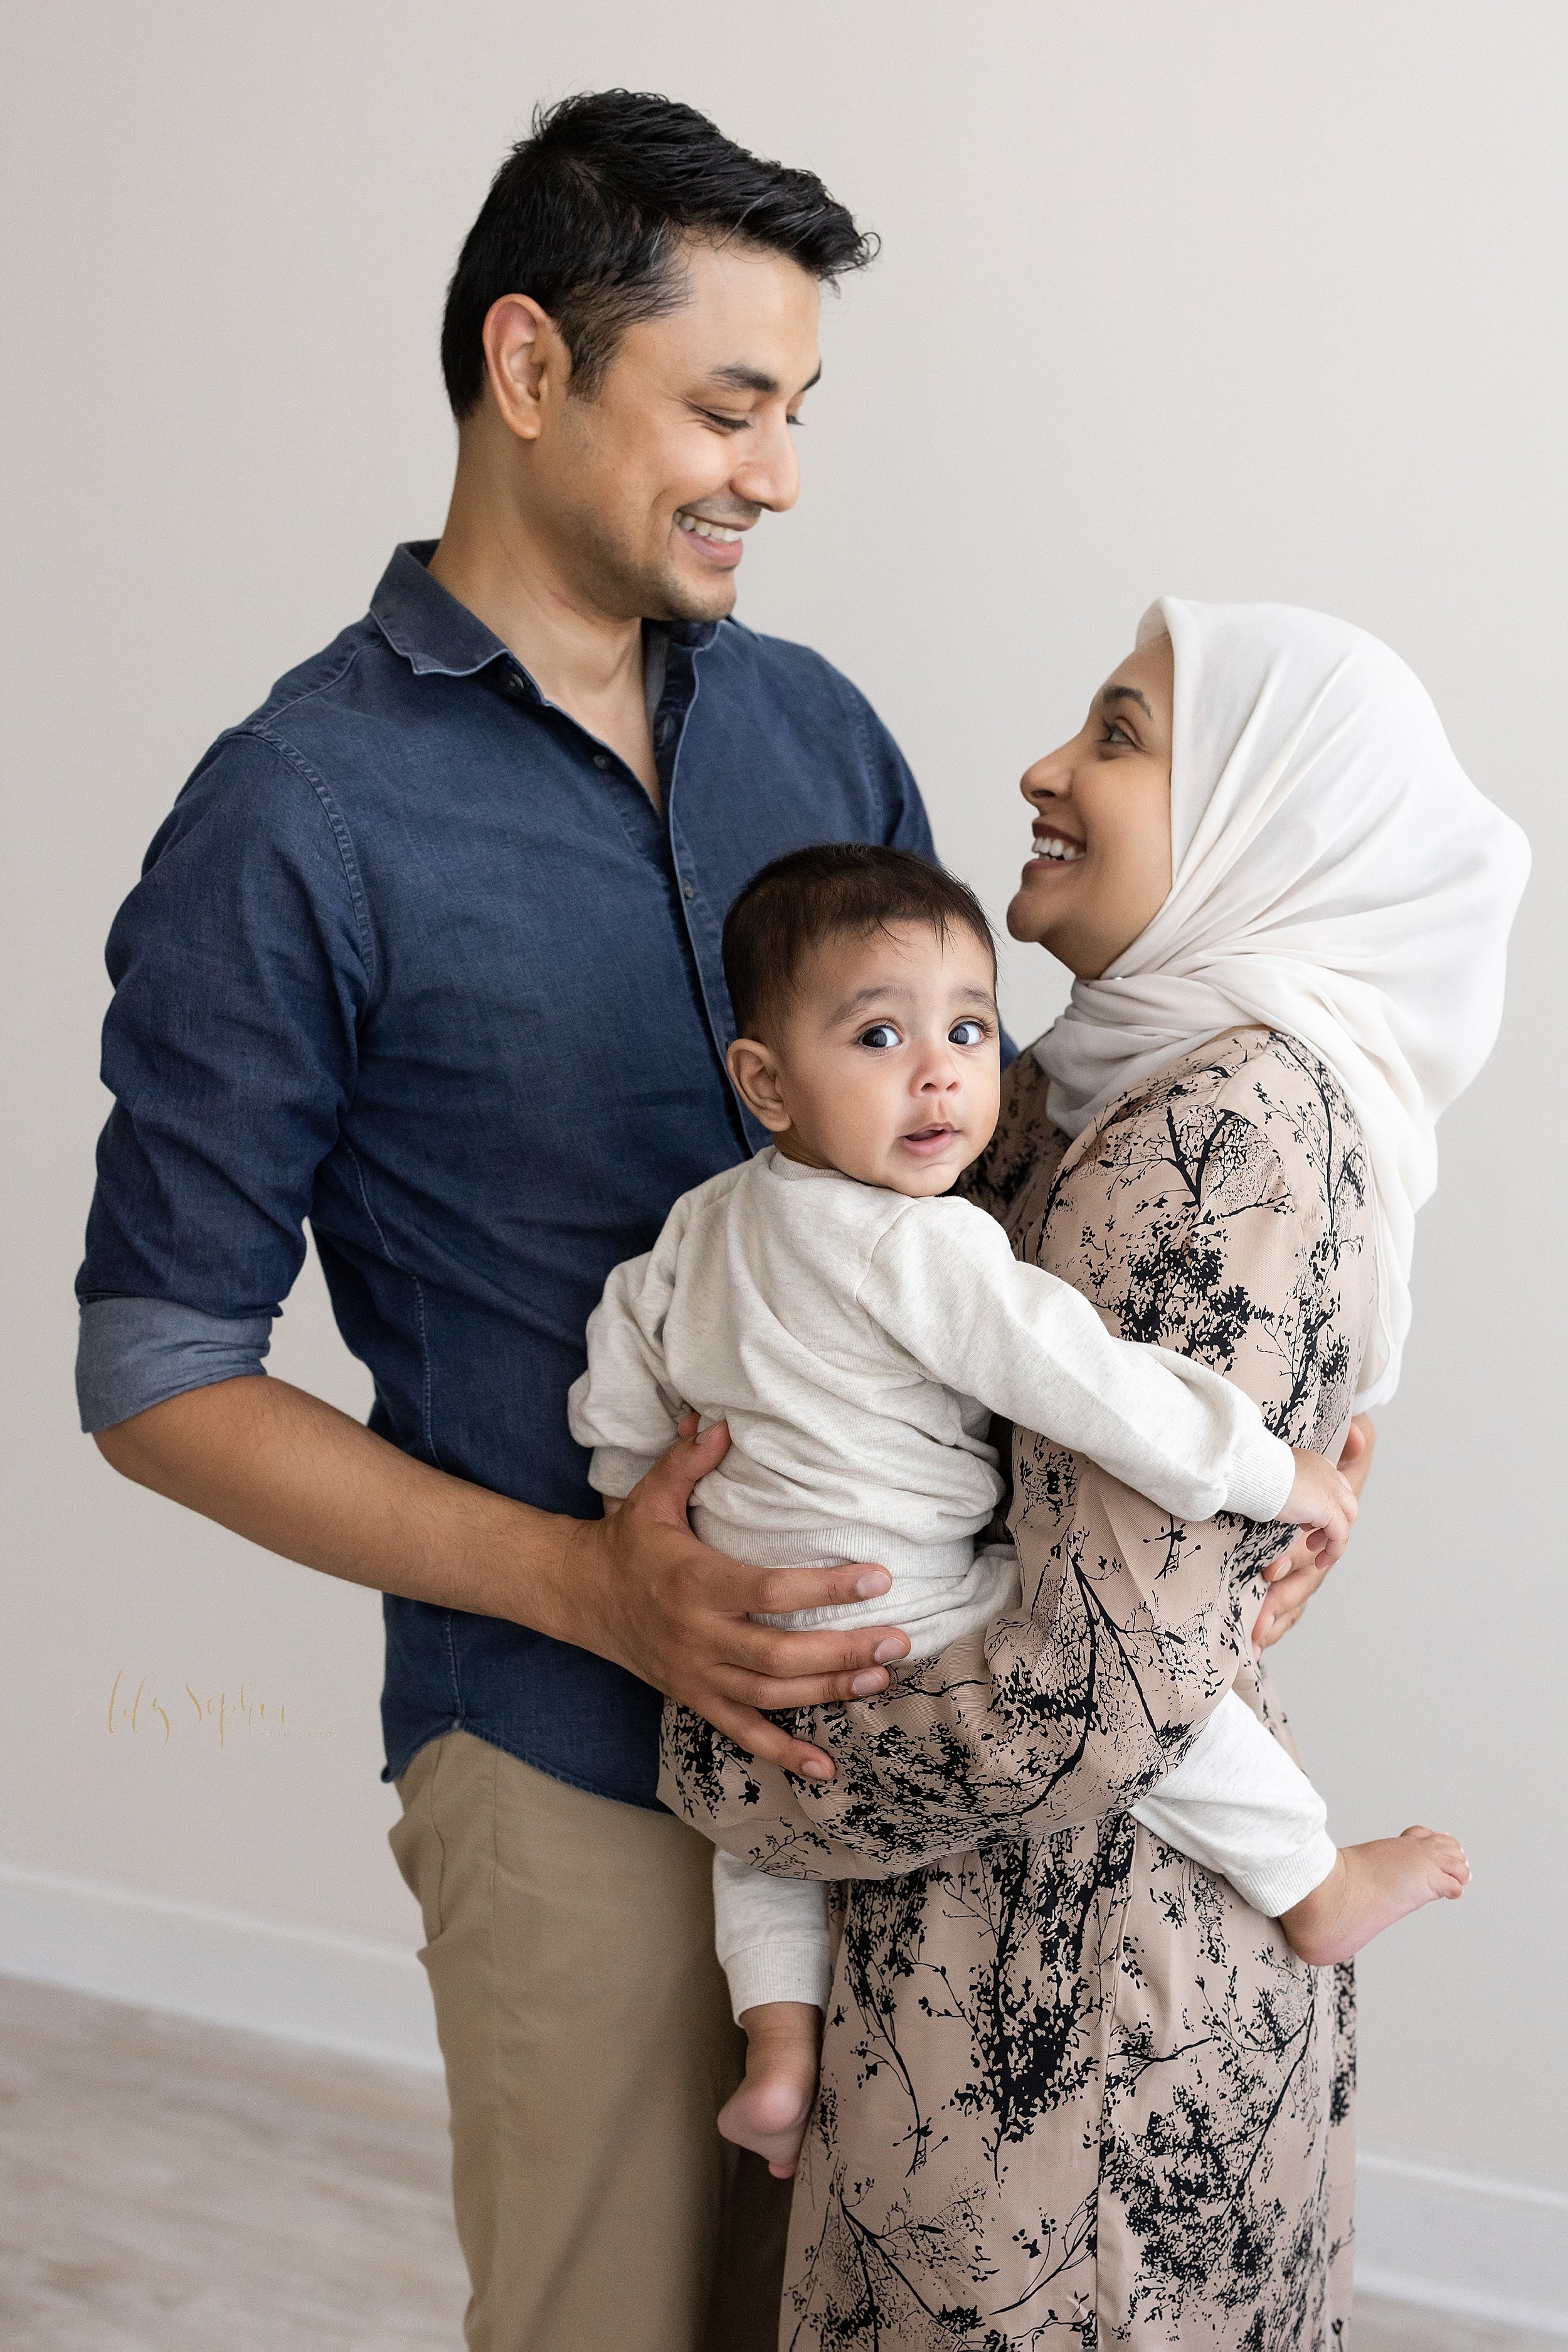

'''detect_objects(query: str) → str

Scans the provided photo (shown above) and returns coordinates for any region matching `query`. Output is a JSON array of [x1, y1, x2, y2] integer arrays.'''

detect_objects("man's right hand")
[[539, 1415, 910, 1782]]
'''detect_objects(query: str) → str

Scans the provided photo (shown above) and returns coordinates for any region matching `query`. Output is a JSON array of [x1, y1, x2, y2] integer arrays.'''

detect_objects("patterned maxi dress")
[[662, 1027, 1375, 2350]]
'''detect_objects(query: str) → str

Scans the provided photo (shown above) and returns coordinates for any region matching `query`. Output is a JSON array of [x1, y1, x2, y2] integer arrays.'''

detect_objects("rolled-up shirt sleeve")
[[77, 1298, 273, 1433], [77, 726, 371, 1428]]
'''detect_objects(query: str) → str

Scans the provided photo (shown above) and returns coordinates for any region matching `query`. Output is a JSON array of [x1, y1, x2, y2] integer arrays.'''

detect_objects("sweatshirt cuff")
[[1236, 1829, 1340, 1919], [587, 1445, 665, 1498], [719, 1937, 834, 2022], [1224, 1426, 1296, 1522]]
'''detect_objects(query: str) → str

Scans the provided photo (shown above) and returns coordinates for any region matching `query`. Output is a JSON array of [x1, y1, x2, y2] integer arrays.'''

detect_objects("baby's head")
[[723, 844, 1000, 1197]]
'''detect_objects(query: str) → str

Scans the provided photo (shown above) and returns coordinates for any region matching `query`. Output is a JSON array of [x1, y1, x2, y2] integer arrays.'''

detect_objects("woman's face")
[[1006, 632, 1174, 980]]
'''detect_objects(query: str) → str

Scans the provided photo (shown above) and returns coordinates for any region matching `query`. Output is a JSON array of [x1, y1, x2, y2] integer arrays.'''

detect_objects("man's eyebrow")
[[711, 361, 822, 399], [1102, 683, 1153, 720]]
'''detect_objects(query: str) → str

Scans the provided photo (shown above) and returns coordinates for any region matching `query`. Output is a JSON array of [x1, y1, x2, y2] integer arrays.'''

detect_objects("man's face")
[[536, 240, 822, 624]]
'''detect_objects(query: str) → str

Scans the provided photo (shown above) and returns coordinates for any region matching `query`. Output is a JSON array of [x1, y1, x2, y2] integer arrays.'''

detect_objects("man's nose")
[[730, 413, 800, 514]]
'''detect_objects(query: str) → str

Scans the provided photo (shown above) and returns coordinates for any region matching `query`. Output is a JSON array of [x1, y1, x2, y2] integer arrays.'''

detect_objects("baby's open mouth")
[[901, 1124, 956, 1150]]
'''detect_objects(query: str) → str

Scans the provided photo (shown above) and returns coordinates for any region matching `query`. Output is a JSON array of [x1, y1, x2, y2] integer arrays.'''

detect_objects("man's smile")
[[674, 508, 749, 569]]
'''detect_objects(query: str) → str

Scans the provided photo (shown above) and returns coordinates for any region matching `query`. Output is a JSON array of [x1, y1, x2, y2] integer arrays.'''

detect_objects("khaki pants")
[[390, 1730, 790, 2352]]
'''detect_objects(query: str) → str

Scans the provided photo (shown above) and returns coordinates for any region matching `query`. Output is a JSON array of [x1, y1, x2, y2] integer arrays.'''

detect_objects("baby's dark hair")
[[723, 844, 996, 1040]]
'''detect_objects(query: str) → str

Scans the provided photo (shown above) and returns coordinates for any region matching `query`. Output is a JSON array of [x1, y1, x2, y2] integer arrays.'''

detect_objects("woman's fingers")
[[1253, 1549, 1332, 1651], [1338, 1413, 1377, 1489], [1254, 1602, 1296, 1652]]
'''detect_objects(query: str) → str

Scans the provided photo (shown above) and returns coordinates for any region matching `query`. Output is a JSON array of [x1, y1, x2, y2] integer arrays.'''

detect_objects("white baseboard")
[[2, 1860, 1564, 2332], [0, 1857, 442, 2073], [1356, 2148, 1568, 2336]]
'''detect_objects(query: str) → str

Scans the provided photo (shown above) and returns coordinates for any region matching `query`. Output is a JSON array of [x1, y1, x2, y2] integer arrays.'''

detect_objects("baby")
[[568, 844, 1467, 2178]]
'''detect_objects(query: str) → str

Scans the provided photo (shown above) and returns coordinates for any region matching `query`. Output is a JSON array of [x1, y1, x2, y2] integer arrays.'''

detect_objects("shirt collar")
[[369, 540, 723, 679]]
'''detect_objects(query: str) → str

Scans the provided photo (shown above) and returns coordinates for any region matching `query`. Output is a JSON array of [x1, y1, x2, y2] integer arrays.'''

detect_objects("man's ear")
[[480, 295, 571, 444], [726, 1037, 791, 1132]]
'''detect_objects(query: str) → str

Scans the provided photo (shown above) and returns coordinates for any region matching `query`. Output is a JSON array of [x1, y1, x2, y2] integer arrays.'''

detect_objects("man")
[[78, 92, 928, 2352]]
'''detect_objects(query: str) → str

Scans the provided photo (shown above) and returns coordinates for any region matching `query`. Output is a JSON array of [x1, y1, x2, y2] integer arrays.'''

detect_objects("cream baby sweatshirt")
[[568, 1149, 1293, 1656]]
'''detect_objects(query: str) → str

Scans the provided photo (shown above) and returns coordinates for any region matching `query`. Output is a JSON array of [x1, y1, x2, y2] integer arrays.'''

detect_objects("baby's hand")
[[1281, 1447, 1359, 1568]]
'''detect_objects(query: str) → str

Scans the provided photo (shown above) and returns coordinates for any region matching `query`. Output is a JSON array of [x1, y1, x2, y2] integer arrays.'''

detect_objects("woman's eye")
[[950, 1019, 988, 1047], [857, 1023, 899, 1050], [1101, 720, 1134, 748]]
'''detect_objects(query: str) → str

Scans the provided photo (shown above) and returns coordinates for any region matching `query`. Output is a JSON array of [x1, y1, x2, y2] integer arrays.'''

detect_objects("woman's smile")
[[1023, 821, 1086, 878], [1007, 631, 1175, 978]]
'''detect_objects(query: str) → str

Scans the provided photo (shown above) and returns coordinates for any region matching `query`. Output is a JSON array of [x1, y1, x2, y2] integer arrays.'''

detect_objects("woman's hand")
[[1253, 1415, 1377, 1654]]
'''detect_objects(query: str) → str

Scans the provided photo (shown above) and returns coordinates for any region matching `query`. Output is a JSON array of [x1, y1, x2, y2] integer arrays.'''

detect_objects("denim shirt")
[[77, 543, 943, 1806]]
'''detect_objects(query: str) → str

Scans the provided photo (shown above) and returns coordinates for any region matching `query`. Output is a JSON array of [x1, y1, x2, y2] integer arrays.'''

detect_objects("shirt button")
[[682, 880, 695, 901], [593, 753, 610, 770]]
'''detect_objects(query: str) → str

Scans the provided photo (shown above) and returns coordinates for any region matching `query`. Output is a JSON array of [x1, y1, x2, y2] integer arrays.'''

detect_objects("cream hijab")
[[1034, 600, 1530, 1407]]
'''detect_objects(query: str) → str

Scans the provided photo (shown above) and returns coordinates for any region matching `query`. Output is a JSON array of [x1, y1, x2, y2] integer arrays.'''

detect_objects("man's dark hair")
[[441, 90, 876, 417], [723, 845, 997, 1041]]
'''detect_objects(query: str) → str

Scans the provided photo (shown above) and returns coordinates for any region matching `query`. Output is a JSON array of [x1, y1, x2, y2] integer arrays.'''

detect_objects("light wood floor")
[[0, 1974, 1552, 2350]]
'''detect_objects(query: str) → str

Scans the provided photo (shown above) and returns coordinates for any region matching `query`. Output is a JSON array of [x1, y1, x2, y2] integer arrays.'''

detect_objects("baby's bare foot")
[[718, 2001, 822, 2179], [1281, 1826, 1470, 1967]]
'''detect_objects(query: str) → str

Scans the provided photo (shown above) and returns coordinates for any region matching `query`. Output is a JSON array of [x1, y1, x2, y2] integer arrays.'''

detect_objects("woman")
[[664, 599, 1528, 2348]]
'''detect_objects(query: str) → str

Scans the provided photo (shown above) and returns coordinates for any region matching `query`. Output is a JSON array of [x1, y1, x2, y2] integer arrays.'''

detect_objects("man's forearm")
[[95, 1373, 913, 1781], [94, 1375, 576, 1631]]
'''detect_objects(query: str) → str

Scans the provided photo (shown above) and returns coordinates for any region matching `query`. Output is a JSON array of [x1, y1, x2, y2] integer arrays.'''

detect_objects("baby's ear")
[[726, 1036, 791, 1132]]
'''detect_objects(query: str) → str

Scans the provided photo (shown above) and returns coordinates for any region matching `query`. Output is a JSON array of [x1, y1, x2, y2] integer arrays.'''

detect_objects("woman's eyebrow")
[[1102, 683, 1153, 718]]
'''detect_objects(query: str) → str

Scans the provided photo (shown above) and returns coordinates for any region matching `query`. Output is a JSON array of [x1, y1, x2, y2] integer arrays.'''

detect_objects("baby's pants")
[[709, 1689, 1338, 2019]]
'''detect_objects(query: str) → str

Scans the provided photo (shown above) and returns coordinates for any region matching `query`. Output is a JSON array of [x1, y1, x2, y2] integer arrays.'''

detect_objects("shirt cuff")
[[76, 1296, 273, 1434], [1224, 1425, 1296, 1523]]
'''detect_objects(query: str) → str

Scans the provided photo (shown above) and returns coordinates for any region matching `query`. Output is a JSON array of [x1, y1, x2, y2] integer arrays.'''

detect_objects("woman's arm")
[[660, 1043, 1377, 1879]]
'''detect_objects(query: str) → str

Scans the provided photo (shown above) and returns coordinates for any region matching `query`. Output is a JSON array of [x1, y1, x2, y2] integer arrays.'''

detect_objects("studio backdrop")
[[2, 2, 1563, 2330]]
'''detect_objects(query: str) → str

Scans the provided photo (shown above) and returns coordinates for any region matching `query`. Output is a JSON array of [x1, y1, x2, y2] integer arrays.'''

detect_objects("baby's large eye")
[[950, 1018, 988, 1047], [856, 1023, 900, 1050]]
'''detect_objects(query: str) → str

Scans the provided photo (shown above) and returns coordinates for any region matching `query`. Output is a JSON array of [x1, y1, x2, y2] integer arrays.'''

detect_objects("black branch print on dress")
[[661, 1031, 1374, 2348]]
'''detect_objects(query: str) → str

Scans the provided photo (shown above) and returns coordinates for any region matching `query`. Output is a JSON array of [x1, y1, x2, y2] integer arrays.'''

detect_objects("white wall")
[[4, 0, 1565, 2318]]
